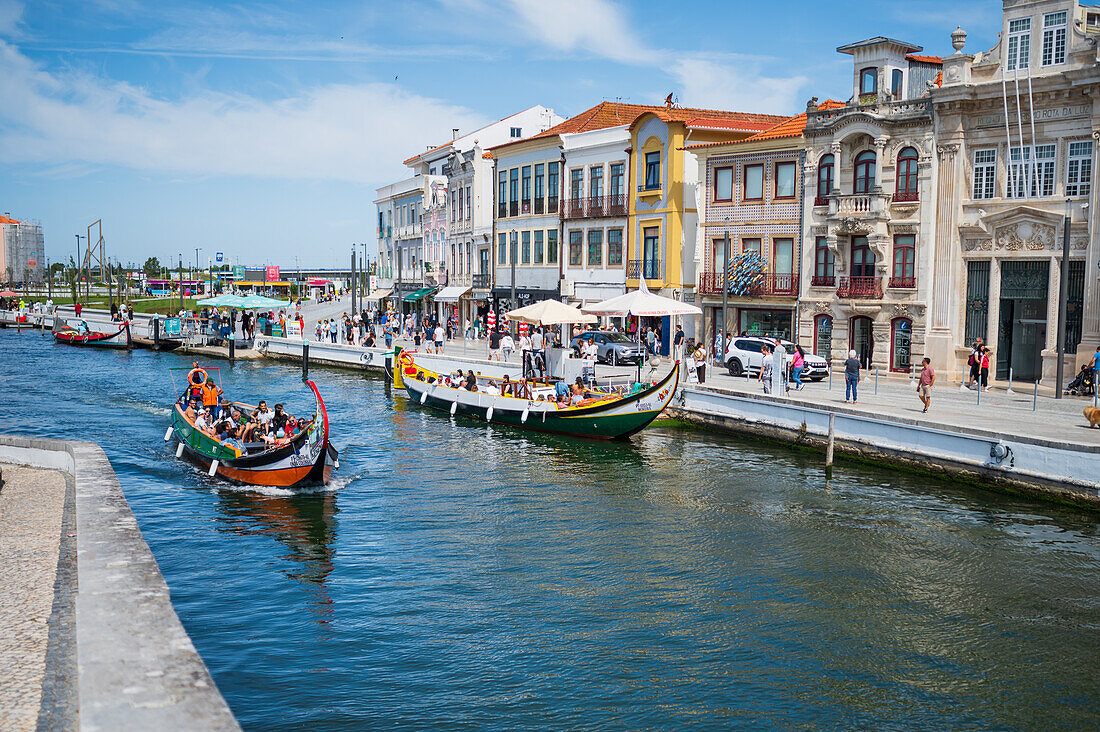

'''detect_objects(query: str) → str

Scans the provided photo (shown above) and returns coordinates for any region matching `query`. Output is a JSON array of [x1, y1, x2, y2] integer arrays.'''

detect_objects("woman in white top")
[[694, 344, 707, 384]]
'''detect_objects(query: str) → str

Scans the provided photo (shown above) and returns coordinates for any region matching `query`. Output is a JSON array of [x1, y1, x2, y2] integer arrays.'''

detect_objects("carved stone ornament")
[[995, 221, 1055, 251], [937, 143, 960, 159], [837, 218, 873, 236], [1072, 237, 1088, 250], [889, 223, 918, 234], [964, 238, 993, 251], [813, 300, 832, 313], [893, 304, 911, 318], [810, 225, 828, 237]]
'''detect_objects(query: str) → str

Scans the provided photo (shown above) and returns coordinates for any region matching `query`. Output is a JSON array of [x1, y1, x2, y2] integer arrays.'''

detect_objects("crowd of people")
[[182, 372, 311, 450]]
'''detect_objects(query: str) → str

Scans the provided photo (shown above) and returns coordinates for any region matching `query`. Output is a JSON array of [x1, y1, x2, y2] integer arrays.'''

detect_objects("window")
[[742, 238, 761, 256], [1007, 17, 1031, 70], [775, 162, 796, 199], [743, 164, 763, 200], [814, 314, 832, 362], [608, 229, 623, 265], [533, 230, 544, 264], [510, 126, 522, 138], [860, 67, 877, 95], [521, 231, 531, 264], [1067, 141, 1093, 197], [521, 166, 531, 211], [547, 230, 558, 263], [714, 166, 733, 201], [498, 233, 507, 265], [509, 169, 519, 215], [891, 235, 915, 287], [610, 163, 625, 198], [1042, 11, 1067, 66], [587, 230, 603, 267], [712, 236, 727, 271], [816, 154, 834, 203], [895, 147, 919, 200], [569, 168, 584, 201], [466, 187, 471, 220], [534, 164, 544, 212], [644, 151, 661, 190], [891, 318, 912, 373], [498, 171, 507, 217], [891, 69, 904, 97], [590, 166, 603, 199], [568, 230, 583, 266], [813, 237, 835, 285], [854, 151, 876, 194], [773, 238, 794, 275], [1008, 144, 1056, 197], [547, 162, 559, 212], [851, 236, 874, 277], [642, 227, 660, 279], [451, 190, 458, 223], [973, 149, 997, 199]]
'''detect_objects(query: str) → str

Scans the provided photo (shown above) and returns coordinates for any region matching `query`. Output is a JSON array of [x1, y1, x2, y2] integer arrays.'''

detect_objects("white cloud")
[[670, 57, 808, 115], [0, 41, 488, 182], [507, 0, 649, 64], [0, 0, 22, 36]]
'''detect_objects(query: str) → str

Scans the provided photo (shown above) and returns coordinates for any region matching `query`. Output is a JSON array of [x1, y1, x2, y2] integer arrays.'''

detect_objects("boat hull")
[[399, 360, 679, 440], [53, 322, 131, 349]]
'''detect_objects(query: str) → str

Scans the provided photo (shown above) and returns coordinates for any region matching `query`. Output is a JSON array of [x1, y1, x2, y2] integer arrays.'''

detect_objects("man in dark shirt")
[[488, 328, 502, 361], [673, 325, 685, 362]]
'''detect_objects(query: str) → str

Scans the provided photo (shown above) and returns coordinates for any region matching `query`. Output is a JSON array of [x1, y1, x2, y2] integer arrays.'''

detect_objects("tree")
[[143, 256, 161, 279]]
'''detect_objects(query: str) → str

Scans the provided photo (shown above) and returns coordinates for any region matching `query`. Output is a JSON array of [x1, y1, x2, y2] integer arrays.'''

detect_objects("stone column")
[[1076, 129, 1100, 358], [873, 137, 888, 192], [926, 143, 961, 373], [986, 257, 1001, 374], [830, 143, 842, 196], [1042, 254, 1061, 380]]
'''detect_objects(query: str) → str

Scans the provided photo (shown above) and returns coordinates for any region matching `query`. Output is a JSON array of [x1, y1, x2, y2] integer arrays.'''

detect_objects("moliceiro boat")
[[53, 319, 131, 348], [167, 365, 338, 488], [393, 348, 679, 439]]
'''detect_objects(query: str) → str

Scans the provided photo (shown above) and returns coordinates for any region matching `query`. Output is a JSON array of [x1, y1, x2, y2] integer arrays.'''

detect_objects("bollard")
[[828, 363, 833, 391], [874, 366, 879, 395], [153, 317, 160, 350], [825, 412, 836, 477], [1006, 367, 1015, 395], [1033, 380, 1039, 411], [302, 342, 310, 382], [976, 378, 981, 405], [229, 336, 235, 362]]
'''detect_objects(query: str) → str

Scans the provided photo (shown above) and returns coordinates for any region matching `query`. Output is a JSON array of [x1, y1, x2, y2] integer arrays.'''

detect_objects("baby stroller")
[[1064, 365, 1095, 396]]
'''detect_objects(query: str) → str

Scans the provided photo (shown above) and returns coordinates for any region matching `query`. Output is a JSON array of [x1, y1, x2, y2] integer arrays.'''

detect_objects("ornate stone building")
[[798, 38, 943, 373], [931, 0, 1099, 382]]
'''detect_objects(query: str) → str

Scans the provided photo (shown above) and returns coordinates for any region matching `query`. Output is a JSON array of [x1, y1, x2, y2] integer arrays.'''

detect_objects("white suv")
[[723, 337, 828, 380]]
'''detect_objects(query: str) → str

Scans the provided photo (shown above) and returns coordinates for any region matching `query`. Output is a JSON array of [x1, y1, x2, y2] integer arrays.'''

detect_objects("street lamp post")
[[351, 245, 357, 315], [178, 254, 184, 313], [721, 228, 730, 357], [509, 231, 517, 336], [1056, 209, 1072, 400]]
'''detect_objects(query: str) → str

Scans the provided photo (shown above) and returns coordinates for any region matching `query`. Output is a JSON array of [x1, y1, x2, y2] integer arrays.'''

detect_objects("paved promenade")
[[0, 464, 68, 732]]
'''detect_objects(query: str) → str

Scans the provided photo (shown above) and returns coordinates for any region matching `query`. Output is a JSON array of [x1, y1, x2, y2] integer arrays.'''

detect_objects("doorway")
[[850, 316, 873, 368], [997, 261, 1048, 381]]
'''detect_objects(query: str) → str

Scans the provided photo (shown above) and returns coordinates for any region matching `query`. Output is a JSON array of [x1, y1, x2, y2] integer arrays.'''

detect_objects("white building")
[[559, 125, 630, 308]]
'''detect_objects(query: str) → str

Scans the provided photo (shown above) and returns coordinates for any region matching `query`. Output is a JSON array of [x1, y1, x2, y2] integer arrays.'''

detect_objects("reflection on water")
[[1, 330, 1099, 731]]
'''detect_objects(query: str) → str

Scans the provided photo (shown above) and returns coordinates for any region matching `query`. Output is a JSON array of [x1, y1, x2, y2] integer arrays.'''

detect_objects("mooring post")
[[976, 378, 981, 405], [1006, 367, 1015, 395], [153, 316, 160, 350], [825, 412, 836, 476], [828, 362, 833, 391], [874, 366, 879, 395], [228, 334, 235, 362], [1033, 380, 1039, 411], [302, 341, 310, 381]]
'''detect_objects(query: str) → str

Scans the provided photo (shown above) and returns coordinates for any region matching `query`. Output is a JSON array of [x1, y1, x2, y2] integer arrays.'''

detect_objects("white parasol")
[[505, 299, 596, 326], [581, 277, 701, 317]]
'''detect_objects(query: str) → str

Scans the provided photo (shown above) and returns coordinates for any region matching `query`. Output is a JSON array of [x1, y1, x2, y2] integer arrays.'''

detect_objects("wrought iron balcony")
[[888, 275, 917, 289], [546, 196, 559, 214], [497, 203, 507, 218], [509, 201, 518, 217], [698, 272, 799, 297], [534, 198, 544, 215], [627, 259, 662, 280], [586, 195, 605, 217], [472, 273, 491, 289], [607, 193, 627, 216], [563, 198, 586, 219], [836, 276, 882, 299], [892, 190, 919, 203], [810, 274, 835, 287]]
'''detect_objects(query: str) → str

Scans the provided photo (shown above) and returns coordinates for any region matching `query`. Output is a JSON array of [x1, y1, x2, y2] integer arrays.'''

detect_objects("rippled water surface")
[[3, 328, 1100, 730]]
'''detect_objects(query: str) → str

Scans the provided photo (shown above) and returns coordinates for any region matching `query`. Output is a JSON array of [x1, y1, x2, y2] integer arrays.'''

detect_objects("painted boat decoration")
[[53, 319, 131, 348], [393, 348, 679, 440], [167, 365, 338, 489]]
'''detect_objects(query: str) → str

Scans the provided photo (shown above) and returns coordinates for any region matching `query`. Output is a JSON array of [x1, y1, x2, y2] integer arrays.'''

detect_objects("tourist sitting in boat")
[[464, 371, 478, 392], [500, 375, 514, 397], [271, 404, 291, 437], [569, 383, 585, 406]]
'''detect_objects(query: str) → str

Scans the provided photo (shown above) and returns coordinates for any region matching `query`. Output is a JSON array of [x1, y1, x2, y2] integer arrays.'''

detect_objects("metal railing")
[[836, 276, 882, 299], [888, 275, 917, 289], [472, 273, 491, 289], [563, 198, 586, 219], [893, 190, 919, 203], [546, 196, 559, 214], [627, 259, 662, 280], [810, 274, 835, 287], [607, 193, 627, 215], [698, 272, 799, 297]]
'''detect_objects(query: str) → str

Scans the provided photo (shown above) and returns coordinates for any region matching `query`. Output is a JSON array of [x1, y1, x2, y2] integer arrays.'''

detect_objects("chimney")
[[452, 128, 459, 140]]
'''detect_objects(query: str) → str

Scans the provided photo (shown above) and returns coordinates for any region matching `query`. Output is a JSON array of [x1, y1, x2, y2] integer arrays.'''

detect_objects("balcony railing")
[[472, 273, 491, 289], [509, 201, 518, 217], [813, 196, 829, 207], [892, 190, 919, 203], [607, 193, 627, 215], [836, 276, 882, 299], [698, 272, 799, 297], [497, 203, 507, 218], [586, 195, 605, 217], [627, 259, 662, 280], [561, 194, 627, 219], [547, 197, 559, 214], [810, 274, 835, 287], [805, 97, 932, 131], [563, 198, 586, 219], [534, 198, 544, 215], [888, 275, 916, 289], [830, 193, 892, 218]]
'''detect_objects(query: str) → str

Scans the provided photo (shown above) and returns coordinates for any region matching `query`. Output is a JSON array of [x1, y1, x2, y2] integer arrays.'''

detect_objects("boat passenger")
[[501, 375, 513, 396], [555, 380, 569, 401], [485, 383, 500, 396], [464, 373, 478, 392], [570, 383, 584, 406], [271, 404, 290, 437]]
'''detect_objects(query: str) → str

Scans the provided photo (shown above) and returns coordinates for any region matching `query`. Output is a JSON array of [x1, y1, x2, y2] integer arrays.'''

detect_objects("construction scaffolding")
[[3, 220, 45, 285], [81, 219, 107, 287]]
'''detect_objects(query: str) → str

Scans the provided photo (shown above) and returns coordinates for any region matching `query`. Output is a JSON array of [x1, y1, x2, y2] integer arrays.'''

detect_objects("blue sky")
[[0, 0, 1002, 269]]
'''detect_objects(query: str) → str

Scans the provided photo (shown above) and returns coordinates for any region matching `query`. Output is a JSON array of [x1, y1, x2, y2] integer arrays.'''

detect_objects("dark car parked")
[[568, 331, 647, 366]]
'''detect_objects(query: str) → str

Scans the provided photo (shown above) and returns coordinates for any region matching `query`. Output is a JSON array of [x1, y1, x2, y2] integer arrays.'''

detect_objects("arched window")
[[816, 154, 834, 205], [895, 147, 919, 201], [854, 151, 876, 194], [891, 69, 904, 97], [890, 317, 912, 373], [860, 68, 877, 96]]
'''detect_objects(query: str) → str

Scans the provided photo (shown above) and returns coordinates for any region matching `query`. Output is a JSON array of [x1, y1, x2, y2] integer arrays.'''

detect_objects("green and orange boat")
[[394, 349, 679, 440]]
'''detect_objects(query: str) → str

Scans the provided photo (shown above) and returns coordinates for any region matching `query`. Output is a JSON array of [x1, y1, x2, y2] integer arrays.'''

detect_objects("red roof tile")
[[906, 54, 943, 64], [683, 100, 845, 150], [488, 101, 786, 153], [0, 215, 20, 225]]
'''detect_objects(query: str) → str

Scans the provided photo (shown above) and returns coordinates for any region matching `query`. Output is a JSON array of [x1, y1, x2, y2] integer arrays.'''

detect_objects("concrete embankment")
[[0, 435, 239, 731]]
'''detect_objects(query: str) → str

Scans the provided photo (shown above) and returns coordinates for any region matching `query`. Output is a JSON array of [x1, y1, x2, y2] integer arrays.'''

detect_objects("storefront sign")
[[266, 265, 280, 281]]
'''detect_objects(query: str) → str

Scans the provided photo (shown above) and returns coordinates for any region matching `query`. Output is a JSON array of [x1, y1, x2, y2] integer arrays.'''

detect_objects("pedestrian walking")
[[790, 344, 806, 391], [434, 323, 445, 354], [693, 342, 707, 384], [917, 357, 935, 413], [844, 349, 861, 404], [759, 345, 773, 394], [501, 330, 516, 362], [488, 328, 502, 361], [980, 347, 991, 391], [771, 339, 787, 396], [965, 337, 984, 389], [673, 325, 685, 362]]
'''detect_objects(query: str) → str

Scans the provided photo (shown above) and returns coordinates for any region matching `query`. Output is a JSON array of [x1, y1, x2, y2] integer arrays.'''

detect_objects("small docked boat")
[[394, 348, 679, 440], [53, 320, 131, 348], [167, 365, 338, 488]]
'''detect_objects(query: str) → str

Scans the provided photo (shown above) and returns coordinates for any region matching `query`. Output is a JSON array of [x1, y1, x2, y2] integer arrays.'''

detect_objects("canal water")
[[3, 328, 1100, 730]]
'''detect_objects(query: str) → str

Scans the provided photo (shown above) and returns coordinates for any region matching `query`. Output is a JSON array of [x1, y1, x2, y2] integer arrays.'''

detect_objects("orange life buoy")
[[188, 368, 208, 386]]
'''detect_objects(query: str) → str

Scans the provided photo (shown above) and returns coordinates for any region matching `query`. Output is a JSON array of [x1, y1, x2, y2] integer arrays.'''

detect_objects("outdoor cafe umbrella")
[[504, 299, 596, 327], [196, 294, 245, 308], [580, 276, 701, 317], [0, 290, 19, 297]]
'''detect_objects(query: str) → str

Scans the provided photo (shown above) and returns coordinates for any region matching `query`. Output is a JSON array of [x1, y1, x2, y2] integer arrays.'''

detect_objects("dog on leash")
[[1085, 406, 1100, 428]]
